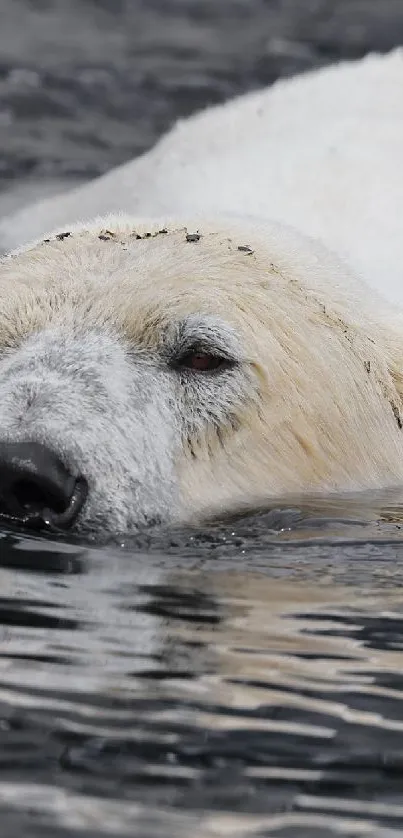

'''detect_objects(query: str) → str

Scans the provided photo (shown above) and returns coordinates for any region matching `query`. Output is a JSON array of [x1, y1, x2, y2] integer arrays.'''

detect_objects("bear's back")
[[1, 50, 403, 306]]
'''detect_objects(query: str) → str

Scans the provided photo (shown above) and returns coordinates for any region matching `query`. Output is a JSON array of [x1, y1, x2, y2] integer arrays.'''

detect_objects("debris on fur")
[[98, 230, 117, 241], [130, 229, 170, 241], [186, 232, 201, 243], [391, 402, 403, 429], [41, 226, 178, 248], [237, 245, 254, 254]]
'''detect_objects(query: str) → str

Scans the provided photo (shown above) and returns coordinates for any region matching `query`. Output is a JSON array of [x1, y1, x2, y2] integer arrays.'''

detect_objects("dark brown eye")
[[178, 353, 228, 372]]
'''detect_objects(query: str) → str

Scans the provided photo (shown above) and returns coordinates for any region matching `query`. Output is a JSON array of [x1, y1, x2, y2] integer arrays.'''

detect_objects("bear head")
[[0, 215, 403, 536]]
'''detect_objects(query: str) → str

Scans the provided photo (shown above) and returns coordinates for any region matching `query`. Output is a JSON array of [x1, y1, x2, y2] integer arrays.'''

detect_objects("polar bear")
[[1, 52, 403, 535]]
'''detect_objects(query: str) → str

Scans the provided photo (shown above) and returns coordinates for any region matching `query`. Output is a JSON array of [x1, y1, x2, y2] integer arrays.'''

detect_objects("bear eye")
[[176, 351, 234, 373]]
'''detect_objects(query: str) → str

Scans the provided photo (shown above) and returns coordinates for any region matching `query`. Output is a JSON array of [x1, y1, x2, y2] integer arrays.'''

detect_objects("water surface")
[[2, 497, 403, 836]]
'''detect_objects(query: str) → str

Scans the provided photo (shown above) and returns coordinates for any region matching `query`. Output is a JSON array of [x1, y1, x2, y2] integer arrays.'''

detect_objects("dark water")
[[2, 2, 403, 836]]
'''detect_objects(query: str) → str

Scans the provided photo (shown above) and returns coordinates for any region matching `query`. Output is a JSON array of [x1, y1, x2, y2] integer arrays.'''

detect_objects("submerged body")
[[0, 53, 403, 535]]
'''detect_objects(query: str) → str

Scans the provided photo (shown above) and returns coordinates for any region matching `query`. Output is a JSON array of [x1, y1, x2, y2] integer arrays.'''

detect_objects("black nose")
[[0, 441, 87, 530]]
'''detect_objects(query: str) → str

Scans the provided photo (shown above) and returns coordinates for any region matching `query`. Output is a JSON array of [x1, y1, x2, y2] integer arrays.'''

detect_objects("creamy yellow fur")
[[2, 214, 403, 523]]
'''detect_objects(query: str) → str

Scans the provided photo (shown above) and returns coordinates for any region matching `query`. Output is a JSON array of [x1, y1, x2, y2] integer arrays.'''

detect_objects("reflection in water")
[[1, 500, 403, 835]]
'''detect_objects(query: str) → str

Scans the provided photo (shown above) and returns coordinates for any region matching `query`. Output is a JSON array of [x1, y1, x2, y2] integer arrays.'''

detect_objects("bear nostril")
[[0, 441, 88, 530], [12, 478, 68, 515]]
